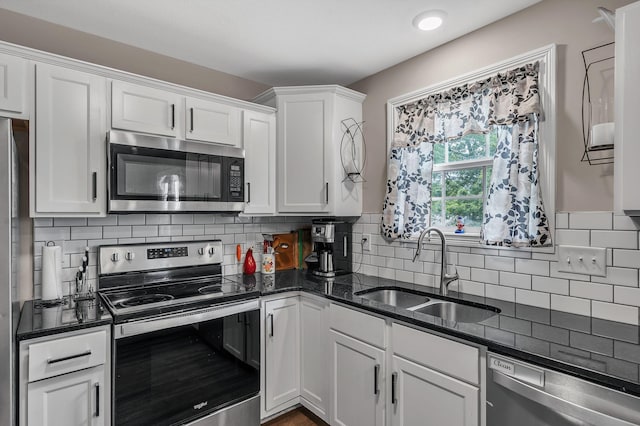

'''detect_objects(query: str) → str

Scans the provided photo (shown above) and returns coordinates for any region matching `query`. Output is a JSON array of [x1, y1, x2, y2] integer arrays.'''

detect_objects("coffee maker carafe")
[[306, 219, 352, 277]]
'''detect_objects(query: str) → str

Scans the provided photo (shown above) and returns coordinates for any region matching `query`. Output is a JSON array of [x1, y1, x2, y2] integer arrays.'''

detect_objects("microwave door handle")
[[492, 371, 636, 426]]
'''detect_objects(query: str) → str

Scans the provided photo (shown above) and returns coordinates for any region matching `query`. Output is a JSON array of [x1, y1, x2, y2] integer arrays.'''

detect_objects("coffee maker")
[[306, 219, 352, 277]]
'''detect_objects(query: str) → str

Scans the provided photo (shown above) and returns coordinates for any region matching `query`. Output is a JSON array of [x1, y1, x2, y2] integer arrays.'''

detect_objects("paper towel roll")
[[42, 244, 62, 301]]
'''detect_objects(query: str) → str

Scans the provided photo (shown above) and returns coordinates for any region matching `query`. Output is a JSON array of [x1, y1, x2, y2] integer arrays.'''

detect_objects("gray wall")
[[0, 9, 269, 101], [350, 0, 633, 213]]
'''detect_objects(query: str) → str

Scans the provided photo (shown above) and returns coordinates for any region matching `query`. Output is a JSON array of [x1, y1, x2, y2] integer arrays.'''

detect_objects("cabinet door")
[[330, 330, 385, 426], [277, 93, 332, 213], [300, 297, 329, 421], [27, 365, 105, 426], [35, 64, 107, 216], [0, 53, 27, 114], [111, 81, 180, 137], [391, 355, 478, 426], [243, 110, 276, 215], [185, 97, 241, 147], [264, 297, 300, 412]]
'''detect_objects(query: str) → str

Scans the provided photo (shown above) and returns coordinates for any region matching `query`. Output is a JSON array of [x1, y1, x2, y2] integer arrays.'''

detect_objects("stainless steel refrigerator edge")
[[0, 118, 20, 426]]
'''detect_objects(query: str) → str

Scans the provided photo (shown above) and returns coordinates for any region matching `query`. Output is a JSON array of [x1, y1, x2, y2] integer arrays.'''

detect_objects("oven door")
[[113, 300, 260, 426]]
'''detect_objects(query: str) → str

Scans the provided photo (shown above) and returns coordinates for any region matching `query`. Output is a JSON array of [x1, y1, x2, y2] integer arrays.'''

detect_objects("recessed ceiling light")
[[413, 10, 446, 31]]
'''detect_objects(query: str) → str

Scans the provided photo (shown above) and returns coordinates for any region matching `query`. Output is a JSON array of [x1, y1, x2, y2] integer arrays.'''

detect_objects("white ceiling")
[[0, 0, 541, 86]]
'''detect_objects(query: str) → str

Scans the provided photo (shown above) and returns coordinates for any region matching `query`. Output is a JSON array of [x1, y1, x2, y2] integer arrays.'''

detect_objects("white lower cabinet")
[[263, 296, 300, 414], [261, 299, 483, 426], [299, 296, 329, 421], [391, 356, 478, 426], [27, 365, 105, 426], [330, 330, 385, 426], [19, 326, 111, 426]]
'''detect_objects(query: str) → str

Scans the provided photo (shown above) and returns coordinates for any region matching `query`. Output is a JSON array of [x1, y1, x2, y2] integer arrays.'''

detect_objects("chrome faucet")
[[413, 227, 459, 296]]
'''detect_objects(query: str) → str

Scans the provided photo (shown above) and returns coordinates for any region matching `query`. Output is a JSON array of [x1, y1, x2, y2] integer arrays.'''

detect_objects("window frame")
[[386, 44, 556, 251]]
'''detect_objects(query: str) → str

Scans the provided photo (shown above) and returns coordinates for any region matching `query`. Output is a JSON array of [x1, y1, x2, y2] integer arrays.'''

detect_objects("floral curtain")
[[381, 62, 552, 247]]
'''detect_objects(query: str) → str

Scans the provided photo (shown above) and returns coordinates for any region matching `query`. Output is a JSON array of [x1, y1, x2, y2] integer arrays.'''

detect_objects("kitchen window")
[[431, 133, 497, 235], [383, 45, 556, 248]]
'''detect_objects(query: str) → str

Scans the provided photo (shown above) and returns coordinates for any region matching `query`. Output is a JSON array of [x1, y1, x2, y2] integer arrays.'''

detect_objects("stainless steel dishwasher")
[[486, 352, 640, 426]]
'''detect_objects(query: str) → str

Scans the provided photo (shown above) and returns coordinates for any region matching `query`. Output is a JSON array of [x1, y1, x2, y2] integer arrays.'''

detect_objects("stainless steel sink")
[[412, 301, 498, 323], [355, 287, 499, 324], [355, 288, 429, 309]]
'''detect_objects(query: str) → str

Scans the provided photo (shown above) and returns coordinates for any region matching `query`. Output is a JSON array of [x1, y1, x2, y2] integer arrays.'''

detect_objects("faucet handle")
[[446, 263, 459, 280]]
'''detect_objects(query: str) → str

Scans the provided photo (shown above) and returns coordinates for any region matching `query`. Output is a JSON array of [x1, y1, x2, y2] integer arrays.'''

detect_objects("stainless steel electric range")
[[98, 240, 260, 426]]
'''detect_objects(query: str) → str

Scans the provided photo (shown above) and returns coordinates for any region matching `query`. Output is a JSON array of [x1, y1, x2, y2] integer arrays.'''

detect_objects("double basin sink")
[[354, 287, 500, 324]]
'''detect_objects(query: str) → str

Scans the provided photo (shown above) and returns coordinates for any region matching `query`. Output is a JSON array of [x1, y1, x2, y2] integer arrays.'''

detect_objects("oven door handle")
[[492, 370, 637, 426], [115, 298, 260, 339]]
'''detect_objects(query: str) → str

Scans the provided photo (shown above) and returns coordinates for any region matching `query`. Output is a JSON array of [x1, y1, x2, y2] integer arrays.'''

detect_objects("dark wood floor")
[[264, 407, 328, 426]]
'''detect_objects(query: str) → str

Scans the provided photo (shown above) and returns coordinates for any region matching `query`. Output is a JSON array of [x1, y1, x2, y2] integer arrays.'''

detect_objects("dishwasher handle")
[[492, 370, 638, 426]]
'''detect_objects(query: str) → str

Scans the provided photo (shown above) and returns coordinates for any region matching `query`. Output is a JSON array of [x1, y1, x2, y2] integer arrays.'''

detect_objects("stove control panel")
[[147, 246, 188, 259], [98, 240, 223, 275]]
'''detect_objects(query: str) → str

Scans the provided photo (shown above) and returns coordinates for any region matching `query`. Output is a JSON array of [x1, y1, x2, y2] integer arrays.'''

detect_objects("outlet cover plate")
[[557, 245, 607, 277], [362, 234, 371, 251]]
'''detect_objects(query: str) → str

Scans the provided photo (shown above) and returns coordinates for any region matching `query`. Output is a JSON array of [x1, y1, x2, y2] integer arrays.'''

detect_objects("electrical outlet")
[[362, 234, 371, 251]]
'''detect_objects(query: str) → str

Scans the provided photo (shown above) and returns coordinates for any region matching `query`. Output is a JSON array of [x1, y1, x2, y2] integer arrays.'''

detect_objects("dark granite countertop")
[[228, 270, 640, 397], [17, 296, 112, 341]]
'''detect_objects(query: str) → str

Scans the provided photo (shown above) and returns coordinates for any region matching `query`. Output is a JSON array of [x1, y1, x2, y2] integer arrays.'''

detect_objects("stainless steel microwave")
[[107, 130, 244, 213]]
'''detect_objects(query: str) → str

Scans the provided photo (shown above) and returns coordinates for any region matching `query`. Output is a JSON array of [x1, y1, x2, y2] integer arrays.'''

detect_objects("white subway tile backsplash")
[[591, 267, 638, 287], [592, 301, 639, 325], [171, 214, 194, 225], [516, 289, 550, 309], [159, 225, 183, 237], [395, 270, 414, 283], [403, 259, 424, 273], [54, 218, 88, 226], [103, 226, 132, 239], [33, 218, 53, 227], [146, 214, 171, 225], [132, 226, 159, 238], [515, 259, 550, 276], [613, 214, 640, 231], [87, 216, 118, 226], [453, 280, 485, 297], [613, 249, 640, 268], [34, 227, 70, 242], [555, 229, 590, 246], [117, 214, 145, 225], [458, 253, 484, 268], [471, 268, 499, 284], [569, 281, 613, 302], [614, 286, 640, 307], [591, 230, 638, 250], [500, 271, 532, 289], [532, 276, 569, 295], [550, 295, 591, 316], [485, 255, 515, 272], [569, 212, 612, 230], [555, 212, 569, 229], [485, 284, 515, 302], [71, 227, 102, 240], [183, 225, 205, 236]]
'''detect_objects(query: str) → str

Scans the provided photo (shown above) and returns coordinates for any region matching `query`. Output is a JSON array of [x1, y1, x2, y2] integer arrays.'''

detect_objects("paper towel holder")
[[581, 42, 614, 165]]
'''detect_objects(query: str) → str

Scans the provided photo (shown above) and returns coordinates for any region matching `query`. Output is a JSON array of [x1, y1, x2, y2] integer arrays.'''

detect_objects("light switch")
[[557, 245, 606, 277]]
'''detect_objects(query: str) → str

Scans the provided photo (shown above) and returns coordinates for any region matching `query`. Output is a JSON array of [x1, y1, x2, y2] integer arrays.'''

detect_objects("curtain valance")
[[392, 62, 540, 148]]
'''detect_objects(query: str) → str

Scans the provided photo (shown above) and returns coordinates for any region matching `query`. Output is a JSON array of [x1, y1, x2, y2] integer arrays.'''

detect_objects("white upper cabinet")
[[253, 85, 366, 216], [33, 63, 107, 217], [615, 1, 640, 215], [243, 110, 276, 215], [0, 52, 27, 115], [111, 81, 181, 137], [185, 97, 242, 147]]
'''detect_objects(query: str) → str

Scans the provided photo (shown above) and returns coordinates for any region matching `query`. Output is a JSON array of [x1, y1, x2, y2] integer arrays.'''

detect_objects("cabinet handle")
[[171, 104, 175, 130], [343, 235, 348, 258], [47, 350, 92, 364], [374, 364, 380, 395], [391, 372, 398, 405], [247, 182, 251, 203], [92, 172, 97, 202], [94, 383, 100, 417], [268, 313, 274, 337], [190, 107, 194, 132], [325, 182, 329, 204]]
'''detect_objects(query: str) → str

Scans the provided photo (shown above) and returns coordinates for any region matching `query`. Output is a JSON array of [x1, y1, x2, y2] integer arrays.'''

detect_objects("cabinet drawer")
[[28, 330, 107, 382], [329, 304, 385, 348], [392, 323, 479, 385]]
